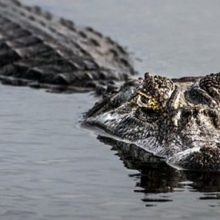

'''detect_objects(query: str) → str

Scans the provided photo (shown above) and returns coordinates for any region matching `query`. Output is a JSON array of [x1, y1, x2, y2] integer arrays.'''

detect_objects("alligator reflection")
[[98, 135, 220, 206]]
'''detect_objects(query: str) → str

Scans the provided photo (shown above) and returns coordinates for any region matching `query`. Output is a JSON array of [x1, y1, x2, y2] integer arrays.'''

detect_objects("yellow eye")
[[140, 95, 148, 103], [136, 95, 147, 107], [148, 98, 161, 110], [129, 90, 161, 110]]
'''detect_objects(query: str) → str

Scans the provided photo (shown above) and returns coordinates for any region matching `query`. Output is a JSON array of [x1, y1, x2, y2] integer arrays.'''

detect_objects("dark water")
[[0, 0, 219, 219]]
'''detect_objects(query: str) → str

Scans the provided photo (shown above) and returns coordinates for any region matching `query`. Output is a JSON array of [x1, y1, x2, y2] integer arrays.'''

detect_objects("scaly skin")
[[1, 0, 220, 172], [0, 0, 135, 93], [85, 72, 220, 171]]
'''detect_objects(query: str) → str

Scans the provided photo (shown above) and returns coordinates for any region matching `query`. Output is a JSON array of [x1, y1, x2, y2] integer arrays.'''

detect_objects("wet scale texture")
[[0, 0, 134, 92]]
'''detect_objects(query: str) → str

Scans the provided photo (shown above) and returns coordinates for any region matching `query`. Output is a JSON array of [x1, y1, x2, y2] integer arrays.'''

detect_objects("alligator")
[[0, 0, 135, 93], [85, 73, 220, 171], [1, 0, 220, 172]]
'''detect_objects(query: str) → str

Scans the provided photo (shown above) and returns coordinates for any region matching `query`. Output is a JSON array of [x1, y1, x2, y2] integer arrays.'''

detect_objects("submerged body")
[[0, 0, 134, 93]]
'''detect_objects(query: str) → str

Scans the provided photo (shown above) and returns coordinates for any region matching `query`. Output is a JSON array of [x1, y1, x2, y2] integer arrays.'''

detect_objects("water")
[[0, 0, 219, 219]]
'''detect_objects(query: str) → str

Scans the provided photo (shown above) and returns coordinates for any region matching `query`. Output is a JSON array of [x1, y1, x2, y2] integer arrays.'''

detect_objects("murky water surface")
[[0, 0, 220, 219]]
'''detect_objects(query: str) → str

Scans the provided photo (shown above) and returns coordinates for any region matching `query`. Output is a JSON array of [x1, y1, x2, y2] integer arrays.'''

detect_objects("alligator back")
[[0, 0, 135, 92]]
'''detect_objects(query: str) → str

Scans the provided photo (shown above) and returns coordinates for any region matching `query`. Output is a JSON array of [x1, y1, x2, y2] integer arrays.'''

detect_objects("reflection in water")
[[98, 135, 220, 206]]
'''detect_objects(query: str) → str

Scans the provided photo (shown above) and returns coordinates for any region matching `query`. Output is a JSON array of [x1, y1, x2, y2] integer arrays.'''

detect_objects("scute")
[[0, 0, 135, 93]]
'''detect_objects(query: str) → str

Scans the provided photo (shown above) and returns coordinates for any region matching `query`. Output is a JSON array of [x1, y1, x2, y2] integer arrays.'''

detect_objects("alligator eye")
[[136, 94, 161, 111], [140, 95, 149, 104], [136, 95, 146, 107], [137, 91, 150, 101]]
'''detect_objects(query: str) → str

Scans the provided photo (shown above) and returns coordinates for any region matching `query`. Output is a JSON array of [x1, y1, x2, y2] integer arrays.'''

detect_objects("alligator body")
[[85, 73, 220, 171], [0, 0, 134, 93], [1, 0, 220, 172]]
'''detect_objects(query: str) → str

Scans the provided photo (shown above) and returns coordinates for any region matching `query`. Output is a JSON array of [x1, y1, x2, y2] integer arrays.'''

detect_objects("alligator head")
[[85, 72, 220, 171]]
